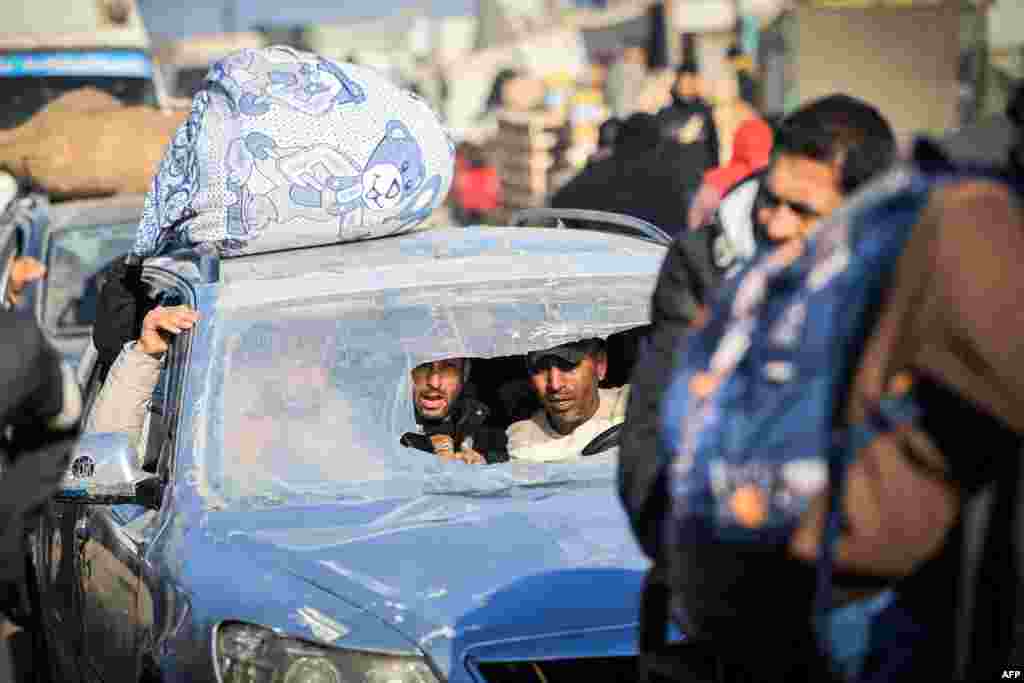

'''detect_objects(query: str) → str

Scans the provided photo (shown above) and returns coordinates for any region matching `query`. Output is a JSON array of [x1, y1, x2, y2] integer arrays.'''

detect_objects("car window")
[[83, 283, 189, 526], [43, 220, 137, 333], [206, 275, 652, 508]]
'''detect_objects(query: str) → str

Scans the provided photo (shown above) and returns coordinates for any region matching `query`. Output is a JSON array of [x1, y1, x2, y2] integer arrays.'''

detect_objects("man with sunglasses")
[[507, 339, 629, 462], [695, 94, 898, 317], [756, 94, 896, 243], [619, 90, 897, 609]]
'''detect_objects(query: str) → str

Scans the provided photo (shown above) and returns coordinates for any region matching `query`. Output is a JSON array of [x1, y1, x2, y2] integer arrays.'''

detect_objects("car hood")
[[218, 481, 651, 677]]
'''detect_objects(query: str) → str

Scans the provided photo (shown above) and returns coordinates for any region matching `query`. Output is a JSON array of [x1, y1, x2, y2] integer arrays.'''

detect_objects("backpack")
[[650, 156, 1021, 681], [703, 171, 765, 279]]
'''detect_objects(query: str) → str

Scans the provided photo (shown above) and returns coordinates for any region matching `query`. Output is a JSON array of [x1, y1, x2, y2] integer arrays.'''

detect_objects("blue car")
[[32, 217, 674, 683], [1, 191, 142, 365]]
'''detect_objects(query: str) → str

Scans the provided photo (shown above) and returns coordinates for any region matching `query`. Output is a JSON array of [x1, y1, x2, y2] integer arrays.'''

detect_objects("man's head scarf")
[[134, 46, 455, 257]]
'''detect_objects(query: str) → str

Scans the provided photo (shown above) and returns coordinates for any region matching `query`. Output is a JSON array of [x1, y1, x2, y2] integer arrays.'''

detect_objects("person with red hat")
[[687, 115, 773, 231]]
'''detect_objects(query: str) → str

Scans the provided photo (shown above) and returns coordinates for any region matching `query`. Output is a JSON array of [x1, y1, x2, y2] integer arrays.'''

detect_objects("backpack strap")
[[954, 480, 995, 679]]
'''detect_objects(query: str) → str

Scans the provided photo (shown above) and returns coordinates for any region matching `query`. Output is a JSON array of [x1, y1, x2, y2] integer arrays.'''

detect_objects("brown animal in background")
[[0, 87, 187, 200]]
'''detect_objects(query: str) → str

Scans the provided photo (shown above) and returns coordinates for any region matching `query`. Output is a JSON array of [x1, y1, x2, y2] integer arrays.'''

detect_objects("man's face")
[[758, 154, 844, 243], [528, 352, 607, 436], [412, 358, 466, 421], [675, 73, 698, 100]]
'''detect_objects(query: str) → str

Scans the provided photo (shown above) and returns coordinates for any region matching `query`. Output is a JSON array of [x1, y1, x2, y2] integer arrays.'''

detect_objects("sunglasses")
[[758, 187, 822, 220]]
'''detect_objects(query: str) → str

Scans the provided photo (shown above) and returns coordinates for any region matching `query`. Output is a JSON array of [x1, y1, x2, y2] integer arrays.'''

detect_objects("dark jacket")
[[0, 310, 64, 433], [618, 230, 720, 557], [620, 170, 770, 557], [656, 95, 720, 172], [549, 143, 708, 239], [93, 254, 154, 378], [418, 396, 509, 464], [0, 311, 78, 588]]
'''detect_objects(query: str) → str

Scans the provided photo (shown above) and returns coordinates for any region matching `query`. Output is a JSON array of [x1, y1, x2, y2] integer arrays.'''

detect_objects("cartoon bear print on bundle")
[[134, 45, 453, 257], [225, 120, 431, 240]]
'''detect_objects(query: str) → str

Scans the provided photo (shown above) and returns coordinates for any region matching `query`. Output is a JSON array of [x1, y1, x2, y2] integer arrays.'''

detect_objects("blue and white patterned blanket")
[[134, 46, 455, 257]]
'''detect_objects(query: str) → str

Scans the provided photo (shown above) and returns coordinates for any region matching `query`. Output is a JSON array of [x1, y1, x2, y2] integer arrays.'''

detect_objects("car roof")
[[216, 226, 667, 310]]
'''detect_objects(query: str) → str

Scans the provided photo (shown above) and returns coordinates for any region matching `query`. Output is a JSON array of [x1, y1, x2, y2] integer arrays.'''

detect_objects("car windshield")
[[204, 275, 652, 509], [0, 76, 157, 130], [44, 220, 138, 333]]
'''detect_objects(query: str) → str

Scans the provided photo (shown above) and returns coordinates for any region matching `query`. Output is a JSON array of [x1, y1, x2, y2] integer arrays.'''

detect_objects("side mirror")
[[55, 433, 162, 508]]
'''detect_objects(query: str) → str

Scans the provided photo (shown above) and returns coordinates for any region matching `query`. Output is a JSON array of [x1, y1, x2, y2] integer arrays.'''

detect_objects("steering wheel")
[[581, 423, 623, 457], [400, 432, 435, 454]]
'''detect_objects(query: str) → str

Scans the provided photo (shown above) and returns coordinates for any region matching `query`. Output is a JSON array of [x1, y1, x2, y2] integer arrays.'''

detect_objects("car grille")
[[475, 646, 724, 683], [476, 657, 639, 683]]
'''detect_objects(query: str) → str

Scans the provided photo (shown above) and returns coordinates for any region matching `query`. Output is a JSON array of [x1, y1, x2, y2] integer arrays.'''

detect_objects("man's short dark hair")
[[775, 94, 896, 195]]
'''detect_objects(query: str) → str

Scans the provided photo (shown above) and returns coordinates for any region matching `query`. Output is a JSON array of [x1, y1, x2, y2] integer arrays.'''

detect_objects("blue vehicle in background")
[[0, 1, 160, 366], [30, 215, 697, 683], [1, 191, 142, 367]]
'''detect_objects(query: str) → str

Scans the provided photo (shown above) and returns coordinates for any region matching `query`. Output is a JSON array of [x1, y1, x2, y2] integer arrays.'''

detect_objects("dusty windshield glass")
[[207, 275, 652, 508]]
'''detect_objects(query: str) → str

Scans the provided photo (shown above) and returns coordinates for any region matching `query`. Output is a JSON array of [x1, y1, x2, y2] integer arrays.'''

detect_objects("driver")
[[411, 358, 508, 465], [507, 338, 630, 462]]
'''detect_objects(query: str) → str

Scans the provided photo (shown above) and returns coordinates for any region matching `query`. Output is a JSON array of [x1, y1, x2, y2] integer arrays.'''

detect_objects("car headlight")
[[216, 622, 441, 683]]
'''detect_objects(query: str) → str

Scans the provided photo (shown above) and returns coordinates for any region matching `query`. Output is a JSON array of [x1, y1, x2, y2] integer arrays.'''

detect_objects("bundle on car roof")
[[130, 45, 455, 260]]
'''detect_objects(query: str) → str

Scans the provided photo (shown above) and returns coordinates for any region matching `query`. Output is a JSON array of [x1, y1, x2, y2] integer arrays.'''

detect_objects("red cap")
[[704, 117, 774, 196]]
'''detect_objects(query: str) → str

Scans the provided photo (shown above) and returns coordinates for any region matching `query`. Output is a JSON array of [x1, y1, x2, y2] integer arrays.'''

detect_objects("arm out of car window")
[[86, 342, 162, 455]]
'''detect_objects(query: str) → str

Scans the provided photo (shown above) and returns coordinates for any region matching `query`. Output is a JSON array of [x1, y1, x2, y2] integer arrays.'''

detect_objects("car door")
[[31, 340, 109, 683], [31, 497, 84, 682], [74, 284, 192, 682]]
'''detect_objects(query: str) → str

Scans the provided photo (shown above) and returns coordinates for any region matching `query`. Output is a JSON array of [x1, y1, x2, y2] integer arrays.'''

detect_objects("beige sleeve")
[[86, 342, 163, 455]]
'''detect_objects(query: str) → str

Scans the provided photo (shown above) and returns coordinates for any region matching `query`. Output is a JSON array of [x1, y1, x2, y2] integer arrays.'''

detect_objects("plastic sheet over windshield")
[[205, 275, 652, 508]]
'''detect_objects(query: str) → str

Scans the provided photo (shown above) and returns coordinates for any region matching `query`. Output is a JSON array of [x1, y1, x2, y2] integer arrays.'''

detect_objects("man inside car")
[[507, 338, 630, 462], [410, 358, 508, 465]]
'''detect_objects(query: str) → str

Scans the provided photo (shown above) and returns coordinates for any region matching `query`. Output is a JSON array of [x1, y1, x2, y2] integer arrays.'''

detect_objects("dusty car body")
[[33, 224, 674, 683]]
